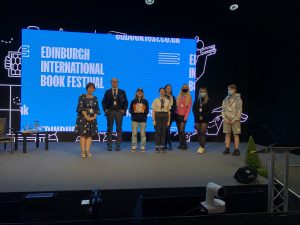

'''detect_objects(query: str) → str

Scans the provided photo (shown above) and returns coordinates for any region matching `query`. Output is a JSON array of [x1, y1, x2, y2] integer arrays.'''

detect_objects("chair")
[[0, 118, 14, 153]]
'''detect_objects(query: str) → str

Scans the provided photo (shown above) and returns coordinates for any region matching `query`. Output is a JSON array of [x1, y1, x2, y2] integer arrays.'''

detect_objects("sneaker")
[[81, 153, 86, 158], [232, 149, 240, 156], [131, 146, 136, 152], [115, 146, 121, 151], [141, 147, 146, 152], [223, 148, 230, 154], [155, 146, 160, 153], [197, 147, 205, 154], [86, 152, 92, 158]]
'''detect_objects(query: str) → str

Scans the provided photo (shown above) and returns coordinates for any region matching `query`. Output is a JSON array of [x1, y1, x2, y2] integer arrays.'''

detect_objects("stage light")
[[229, 4, 239, 11], [201, 182, 226, 214], [145, 0, 155, 5]]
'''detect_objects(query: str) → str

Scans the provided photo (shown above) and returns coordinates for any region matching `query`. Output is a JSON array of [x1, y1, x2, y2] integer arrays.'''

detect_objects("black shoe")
[[107, 147, 112, 151], [181, 144, 187, 150], [223, 148, 230, 154], [115, 147, 121, 151], [155, 146, 160, 153], [161, 147, 167, 153], [232, 149, 240, 156], [177, 145, 183, 149]]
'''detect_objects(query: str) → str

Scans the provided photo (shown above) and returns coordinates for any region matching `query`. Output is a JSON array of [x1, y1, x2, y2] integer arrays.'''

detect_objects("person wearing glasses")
[[102, 78, 128, 151]]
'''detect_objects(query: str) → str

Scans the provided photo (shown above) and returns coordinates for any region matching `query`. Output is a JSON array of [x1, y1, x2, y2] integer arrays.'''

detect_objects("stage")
[[0, 141, 267, 193]]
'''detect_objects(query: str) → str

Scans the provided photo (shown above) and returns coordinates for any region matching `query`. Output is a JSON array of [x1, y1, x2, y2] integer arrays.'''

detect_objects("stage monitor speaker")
[[234, 166, 258, 184]]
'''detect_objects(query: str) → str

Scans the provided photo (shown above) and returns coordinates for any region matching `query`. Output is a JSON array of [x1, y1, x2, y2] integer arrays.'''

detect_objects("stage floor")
[[0, 142, 267, 193]]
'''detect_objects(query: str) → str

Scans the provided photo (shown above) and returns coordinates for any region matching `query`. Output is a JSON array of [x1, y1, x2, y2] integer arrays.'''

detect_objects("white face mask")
[[200, 92, 206, 98], [228, 89, 234, 96]]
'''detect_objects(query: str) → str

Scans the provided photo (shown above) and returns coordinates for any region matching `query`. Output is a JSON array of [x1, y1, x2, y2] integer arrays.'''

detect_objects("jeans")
[[131, 121, 146, 148]]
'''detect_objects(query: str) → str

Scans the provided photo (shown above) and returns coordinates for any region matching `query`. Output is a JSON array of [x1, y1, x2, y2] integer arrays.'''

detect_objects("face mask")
[[228, 90, 234, 96], [182, 89, 188, 93], [200, 92, 206, 98]]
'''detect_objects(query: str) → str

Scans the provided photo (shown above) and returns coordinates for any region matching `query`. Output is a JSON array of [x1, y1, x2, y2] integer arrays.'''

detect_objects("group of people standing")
[[75, 78, 242, 158]]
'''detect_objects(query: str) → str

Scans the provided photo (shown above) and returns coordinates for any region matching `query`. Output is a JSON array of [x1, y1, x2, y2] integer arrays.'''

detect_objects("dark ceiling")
[[0, 0, 299, 37]]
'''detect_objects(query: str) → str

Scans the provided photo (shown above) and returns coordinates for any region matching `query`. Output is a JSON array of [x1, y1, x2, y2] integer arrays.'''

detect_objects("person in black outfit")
[[164, 84, 176, 150], [75, 82, 100, 158], [102, 78, 128, 151], [192, 87, 211, 154]]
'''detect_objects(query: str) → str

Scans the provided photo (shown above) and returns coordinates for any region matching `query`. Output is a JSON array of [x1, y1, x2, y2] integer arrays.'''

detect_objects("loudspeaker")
[[234, 166, 258, 184]]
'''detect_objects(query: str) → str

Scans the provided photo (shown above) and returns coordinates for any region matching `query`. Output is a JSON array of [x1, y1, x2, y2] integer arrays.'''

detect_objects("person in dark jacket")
[[164, 84, 176, 150], [193, 87, 211, 154], [129, 88, 149, 152], [102, 78, 128, 151]]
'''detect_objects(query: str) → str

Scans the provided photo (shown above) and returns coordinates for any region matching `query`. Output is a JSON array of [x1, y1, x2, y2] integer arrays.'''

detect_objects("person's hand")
[[153, 120, 156, 126], [121, 110, 125, 114], [224, 118, 231, 124], [93, 115, 97, 120], [230, 120, 235, 124], [167, 121, 170, 126], [105, 109, 108, 114], [85, 116, 91, 121]]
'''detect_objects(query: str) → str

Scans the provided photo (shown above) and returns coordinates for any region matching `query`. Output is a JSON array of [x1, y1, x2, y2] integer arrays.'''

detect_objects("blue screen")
[[21, 29, 196, 132]]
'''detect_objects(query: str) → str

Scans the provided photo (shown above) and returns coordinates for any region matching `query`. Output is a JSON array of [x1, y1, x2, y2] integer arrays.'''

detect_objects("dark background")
[[0, 0, 299, 145]]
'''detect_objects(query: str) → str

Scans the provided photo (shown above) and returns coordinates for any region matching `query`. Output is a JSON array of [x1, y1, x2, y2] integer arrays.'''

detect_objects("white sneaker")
[[131, 146, 136, 152], [197, 147, 205, 154], [141, 147, 146, 152]]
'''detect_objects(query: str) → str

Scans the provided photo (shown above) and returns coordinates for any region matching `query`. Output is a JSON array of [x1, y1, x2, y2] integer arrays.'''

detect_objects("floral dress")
[[75, 94, 100, 136]]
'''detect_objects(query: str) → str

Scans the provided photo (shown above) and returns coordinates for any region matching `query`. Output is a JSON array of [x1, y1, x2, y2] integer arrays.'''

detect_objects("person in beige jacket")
[[221, 84, 243, 156]]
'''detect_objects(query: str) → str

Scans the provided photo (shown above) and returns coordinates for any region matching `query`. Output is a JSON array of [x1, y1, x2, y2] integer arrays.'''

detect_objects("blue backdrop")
[[21, 29, 196, 132]]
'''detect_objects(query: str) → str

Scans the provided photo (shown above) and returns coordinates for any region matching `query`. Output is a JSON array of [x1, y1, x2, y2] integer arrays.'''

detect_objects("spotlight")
[[145, 0, 155, 5], [229, 4, 239, 11], [201, 182, 226, 214]]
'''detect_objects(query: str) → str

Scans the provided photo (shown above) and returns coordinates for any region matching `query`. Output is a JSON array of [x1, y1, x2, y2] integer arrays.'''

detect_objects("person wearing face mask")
[[152, 88, 171, 153], [164, 84, 176, 150], [175, 84, 192, 150], [129, 88, 149, 152], [192, 87, 211, 154], [221, 84, 243, 156]]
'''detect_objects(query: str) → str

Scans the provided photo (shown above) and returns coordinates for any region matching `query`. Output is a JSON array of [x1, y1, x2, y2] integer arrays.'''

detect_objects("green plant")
[[245, 136, 261, 169], [257, 168, 268, 178]]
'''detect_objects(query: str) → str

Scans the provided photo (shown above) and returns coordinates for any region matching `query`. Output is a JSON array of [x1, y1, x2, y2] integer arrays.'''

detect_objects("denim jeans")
[[131, 121, 146, 148]]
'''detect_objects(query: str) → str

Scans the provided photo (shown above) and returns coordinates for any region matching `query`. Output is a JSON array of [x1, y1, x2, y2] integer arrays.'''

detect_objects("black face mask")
[[182, 89, 188, 93]]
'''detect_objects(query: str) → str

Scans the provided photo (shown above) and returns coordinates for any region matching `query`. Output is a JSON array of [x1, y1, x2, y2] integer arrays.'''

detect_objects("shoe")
[[177, 145, 183, 149], [155, 146, 160, 153], [223, 148, 230, 154], [131, 146, 136, 152], [232, 149, 240, 156], [141, 147, 146, 152], [107, 147, 112, 151], [161, 146, 167, 153], [81, 153, 86, 158], [197, 147, 205, 154], [86, 152, 92, 157], [116, 147, 121, 151], [181, 144, 188, 150]]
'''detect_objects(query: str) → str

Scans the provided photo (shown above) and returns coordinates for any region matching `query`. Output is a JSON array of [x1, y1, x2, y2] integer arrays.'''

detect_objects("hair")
[[135, 90, 144, 99], [159, 87, 165, 92], [228, 84, 237, 90], [86, 82, 96, 90], [177, 84, 192, 106], [164, 84, 172, 95], [198, 87, 209, 104]]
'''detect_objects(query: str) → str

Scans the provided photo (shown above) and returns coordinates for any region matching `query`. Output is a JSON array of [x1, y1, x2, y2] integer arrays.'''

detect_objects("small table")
[[14, 131, 51, 153]]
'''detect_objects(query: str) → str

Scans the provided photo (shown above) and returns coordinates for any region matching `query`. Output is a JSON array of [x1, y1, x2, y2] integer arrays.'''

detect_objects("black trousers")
[[154, 112, 168, 147], [106, 110, 123, 147]]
